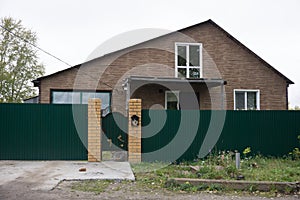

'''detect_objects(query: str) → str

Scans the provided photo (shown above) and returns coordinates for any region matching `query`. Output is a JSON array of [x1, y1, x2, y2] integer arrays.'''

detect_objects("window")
[[52, 91, 81, 104], [234, 90, 260, 110], [52, 91, 111, 109], [175, 43, 202, 78], [165, 91, 179, 110]]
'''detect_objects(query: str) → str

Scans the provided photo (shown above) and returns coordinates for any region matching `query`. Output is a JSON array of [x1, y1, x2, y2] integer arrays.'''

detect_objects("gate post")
[[128, 99, 142, 163], [88, 98, 101, 162]]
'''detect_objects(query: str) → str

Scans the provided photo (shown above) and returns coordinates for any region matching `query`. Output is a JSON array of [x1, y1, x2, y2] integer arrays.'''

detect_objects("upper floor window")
[[234, 89, 260, 110], [175, 43, 202, 78]]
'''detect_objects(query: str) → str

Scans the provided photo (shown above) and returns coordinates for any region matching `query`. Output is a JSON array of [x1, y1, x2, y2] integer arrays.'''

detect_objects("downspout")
[[220, 80, 227, 110], [286, 83, 289, 110], [123, 78, 130, 112], [221, 82, 224, 110]]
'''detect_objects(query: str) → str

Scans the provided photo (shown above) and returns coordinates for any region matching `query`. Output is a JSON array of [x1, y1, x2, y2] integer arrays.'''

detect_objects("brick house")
[[33, 19, 293, 113]]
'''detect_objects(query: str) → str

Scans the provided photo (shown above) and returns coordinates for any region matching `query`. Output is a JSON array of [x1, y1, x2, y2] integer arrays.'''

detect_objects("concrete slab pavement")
[[0, 161, 135, 191]]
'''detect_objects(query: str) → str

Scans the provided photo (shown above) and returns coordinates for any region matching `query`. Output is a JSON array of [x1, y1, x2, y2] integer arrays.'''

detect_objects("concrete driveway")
[[0, 161, 135, 191]]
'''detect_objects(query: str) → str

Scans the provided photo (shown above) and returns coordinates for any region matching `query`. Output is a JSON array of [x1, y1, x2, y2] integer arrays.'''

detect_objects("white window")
[[175, 43, 202, 78], [52, 91, 81, 104], [165, 91, 179, 110], [234, 89, 260, 110], [52, 91, 111, 109]]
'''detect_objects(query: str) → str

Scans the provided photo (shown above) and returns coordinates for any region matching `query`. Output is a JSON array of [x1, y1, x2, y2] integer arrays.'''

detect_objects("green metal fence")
[[1, 104, 299, 162], [142, 110, 300, 162], [0, 104, 87, 160]]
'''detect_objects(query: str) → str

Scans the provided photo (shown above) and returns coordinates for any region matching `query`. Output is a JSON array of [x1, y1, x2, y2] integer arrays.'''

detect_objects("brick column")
[[128, 99, 142, 163], [88, 98, 101, 162]]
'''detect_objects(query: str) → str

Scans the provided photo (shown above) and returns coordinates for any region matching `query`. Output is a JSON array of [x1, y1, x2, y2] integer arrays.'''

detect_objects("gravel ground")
[[0, 180, 299, 200]]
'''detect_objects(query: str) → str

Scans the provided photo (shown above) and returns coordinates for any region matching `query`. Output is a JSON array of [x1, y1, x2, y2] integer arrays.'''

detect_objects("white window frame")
[[175, 42, 203, 78], [165, 91, 180, 110], [233, 89, 260, 110]]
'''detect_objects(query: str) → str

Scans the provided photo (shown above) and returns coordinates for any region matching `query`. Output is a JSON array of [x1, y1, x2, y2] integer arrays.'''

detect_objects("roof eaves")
[[32, 64, 82, 86]]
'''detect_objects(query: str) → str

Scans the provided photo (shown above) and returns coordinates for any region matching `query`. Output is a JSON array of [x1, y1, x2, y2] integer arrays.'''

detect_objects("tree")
[[0, 17, 45, 102], [288, 102, 300, 110]]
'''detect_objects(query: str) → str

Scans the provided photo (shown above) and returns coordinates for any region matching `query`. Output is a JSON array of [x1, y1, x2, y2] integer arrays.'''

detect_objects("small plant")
[[288, 135, 300, 160], [289, 147, 300, 160], [208, 184, 224, 191], [179, 181, 193, 191], [243, 147, 251, 157], [196, 184, 209, 191], [284, 186, 294, 194], [225, 164, 238, 178], [198, 166, 211, 174], [247, 184, 257, 193]]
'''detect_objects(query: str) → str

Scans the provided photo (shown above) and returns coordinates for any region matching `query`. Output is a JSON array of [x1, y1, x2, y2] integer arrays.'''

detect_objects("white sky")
[[0, 0, 299, 106]]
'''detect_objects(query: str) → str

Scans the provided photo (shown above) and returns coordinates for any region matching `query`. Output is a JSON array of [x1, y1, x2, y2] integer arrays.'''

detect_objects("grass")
[[71, 180, 113, 194], [131, 156, 300, 182], [239, 157, 300, 182], [131, 155, 300, 195], [69, 156, 300, 196]]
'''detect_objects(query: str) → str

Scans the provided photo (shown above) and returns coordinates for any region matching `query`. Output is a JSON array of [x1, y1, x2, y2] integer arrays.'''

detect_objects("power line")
[[0, 24, 72, 67], [0, 24, 126, 91]]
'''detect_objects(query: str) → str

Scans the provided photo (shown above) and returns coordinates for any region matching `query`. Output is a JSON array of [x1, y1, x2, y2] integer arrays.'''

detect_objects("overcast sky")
[[1, 0, 299, 106]]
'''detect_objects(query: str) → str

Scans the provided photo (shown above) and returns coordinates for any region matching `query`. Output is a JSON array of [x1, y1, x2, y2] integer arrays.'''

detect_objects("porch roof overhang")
[[125, 76, 227, 88], [123, 76, 227, 110]]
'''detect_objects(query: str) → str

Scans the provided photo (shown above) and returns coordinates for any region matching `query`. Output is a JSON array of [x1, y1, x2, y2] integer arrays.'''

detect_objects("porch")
[[123, 76, 227, 110]]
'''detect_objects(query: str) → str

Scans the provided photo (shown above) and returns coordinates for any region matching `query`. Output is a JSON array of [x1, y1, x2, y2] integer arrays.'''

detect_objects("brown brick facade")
[[36, 20, 291, 111]]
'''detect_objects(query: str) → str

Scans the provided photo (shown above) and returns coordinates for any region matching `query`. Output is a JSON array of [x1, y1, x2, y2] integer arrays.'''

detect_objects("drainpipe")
[[122, 78, 130, 112], [220, 80, 227, 110]]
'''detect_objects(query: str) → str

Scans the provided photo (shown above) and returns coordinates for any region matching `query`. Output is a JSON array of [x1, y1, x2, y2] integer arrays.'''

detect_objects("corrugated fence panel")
[[216, 111, 300, 157], [0, 104, 87, 160], [142, 110, 300, 162], [1, 106, 299, 161]]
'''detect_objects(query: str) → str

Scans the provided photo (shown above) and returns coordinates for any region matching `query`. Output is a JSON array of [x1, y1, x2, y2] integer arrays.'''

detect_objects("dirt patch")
[[60, 180, 300, 200], [0, 180, 299, 200]]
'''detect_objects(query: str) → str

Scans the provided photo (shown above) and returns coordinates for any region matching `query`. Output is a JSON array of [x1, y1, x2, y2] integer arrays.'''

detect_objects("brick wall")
[[88, 98, 101, 162], [128, 99, 142, 163], [38, 21, 289, 110]]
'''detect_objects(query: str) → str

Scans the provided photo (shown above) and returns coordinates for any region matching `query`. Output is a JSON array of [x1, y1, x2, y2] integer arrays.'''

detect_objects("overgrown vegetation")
[[131, 145, 300, 195], [70, 154, 300, 196], [132, 155, 300, 196], [70, 139, 300, 196]]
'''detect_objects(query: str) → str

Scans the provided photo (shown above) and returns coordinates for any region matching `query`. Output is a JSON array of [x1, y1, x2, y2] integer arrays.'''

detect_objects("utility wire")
[[0, 24, 132, 92], [0, 24, 72, 67]]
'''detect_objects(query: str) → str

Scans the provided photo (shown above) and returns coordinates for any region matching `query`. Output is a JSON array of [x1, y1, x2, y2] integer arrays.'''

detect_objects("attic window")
[[175, 43, 202, 78]]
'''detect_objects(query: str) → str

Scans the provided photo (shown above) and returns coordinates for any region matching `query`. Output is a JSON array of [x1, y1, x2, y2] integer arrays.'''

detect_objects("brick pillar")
[[128, 99, 142, 163], [88, 98, 101, 162]]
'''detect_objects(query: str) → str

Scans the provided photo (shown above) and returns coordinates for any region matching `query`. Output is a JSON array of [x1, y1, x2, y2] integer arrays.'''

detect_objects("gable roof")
[[33, 19, 294, 86]]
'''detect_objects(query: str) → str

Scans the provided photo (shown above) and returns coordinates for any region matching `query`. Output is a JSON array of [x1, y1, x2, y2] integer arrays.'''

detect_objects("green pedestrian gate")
[[101, 112, 128, 160]]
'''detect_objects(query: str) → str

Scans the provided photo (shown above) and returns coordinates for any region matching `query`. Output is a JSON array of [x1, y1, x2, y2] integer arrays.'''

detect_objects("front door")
[[165, 91, 200, 110], [165, 91, 179, 110]]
